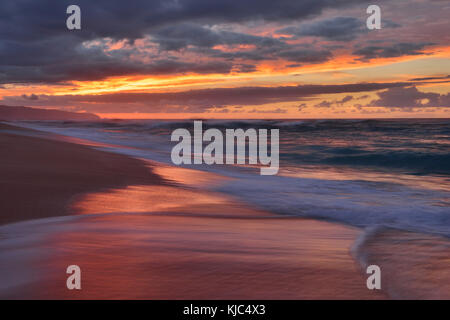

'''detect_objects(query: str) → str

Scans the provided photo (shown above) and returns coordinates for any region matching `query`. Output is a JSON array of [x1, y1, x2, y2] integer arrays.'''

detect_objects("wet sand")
[[355, 229, 450, 299], [0, 123, 385, 299], [0, 123, 163, 225]]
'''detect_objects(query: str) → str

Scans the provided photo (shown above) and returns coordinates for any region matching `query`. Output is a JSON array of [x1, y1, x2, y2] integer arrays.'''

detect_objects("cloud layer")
[[1, 0, 438, 85], [0, 0, 449, 117], [2, 81, 415, 113]]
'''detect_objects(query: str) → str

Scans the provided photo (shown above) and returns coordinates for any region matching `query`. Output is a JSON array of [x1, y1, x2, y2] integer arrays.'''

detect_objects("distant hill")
[[0, 105, 100, 121]]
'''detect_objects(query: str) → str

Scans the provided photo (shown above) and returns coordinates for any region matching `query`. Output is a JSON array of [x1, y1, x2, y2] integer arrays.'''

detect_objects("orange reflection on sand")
[[71, 163, 262, 217], [73, 184, 234, 215], [148, 161, 232, 187], [32, 208, 381, 299], [2, 159, 386, 299]]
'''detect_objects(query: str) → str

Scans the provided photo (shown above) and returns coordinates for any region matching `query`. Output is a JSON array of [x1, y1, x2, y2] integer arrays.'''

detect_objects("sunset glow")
[[0, 0, 448, 118]]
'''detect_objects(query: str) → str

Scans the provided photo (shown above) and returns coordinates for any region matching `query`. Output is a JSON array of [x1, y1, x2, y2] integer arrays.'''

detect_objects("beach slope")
[[0, 123, 384, 299]]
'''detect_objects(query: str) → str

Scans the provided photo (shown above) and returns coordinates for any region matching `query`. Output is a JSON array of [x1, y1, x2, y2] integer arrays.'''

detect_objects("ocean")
[[14, 119, 450, 235], [2, 119, 450, 298]]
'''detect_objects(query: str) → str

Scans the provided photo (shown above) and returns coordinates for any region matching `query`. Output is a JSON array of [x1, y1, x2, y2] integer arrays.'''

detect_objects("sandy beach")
[[0, 123, 385, 299], [0, 123, 163, 225]]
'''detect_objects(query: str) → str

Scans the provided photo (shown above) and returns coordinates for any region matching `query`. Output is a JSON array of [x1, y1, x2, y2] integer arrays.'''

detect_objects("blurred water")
[[2, 119, 450, 299], [15, 119, 450, 237]]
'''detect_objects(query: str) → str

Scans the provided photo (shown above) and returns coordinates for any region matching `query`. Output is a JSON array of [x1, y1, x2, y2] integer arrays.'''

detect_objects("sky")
[[0, 0, 449, 119]]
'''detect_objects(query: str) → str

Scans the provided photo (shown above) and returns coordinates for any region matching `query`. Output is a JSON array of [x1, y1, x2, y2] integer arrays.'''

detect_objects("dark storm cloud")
[[1, 57, 233, 84], [353, 42, 434, 61], [233, 64, 257, 73], [278, 17, 367, 41], [311, 95, 353, 109], [0, 0, 368, 43], [277, 49, 333, 64], [0, 0, 365, 84], [151, 24, 283, 51], [203, 42, 292, 62], [1, 81, 412, 113], [71, 82, 412, 105], [205, 42, 333, 64], [0, 27, 233, 83], [21, 94, 39, 100], [314, 100, 333, 108], [337, 95, 353, 103], [207, 49, 271, 61], [368, 86, 450, 108], [409, 75, 450, 82]]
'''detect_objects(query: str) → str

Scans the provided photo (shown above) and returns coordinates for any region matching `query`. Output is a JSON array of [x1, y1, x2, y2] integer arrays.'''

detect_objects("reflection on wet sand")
[[356, 229, 450, 299], [72, 163, 268, 218], [0, 166, 383, 299], [12, 214, 380, 299]]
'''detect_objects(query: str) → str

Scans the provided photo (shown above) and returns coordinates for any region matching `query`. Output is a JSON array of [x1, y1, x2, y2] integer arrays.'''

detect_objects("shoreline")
[[0, 122, 386, 299], [0, 122, 164, 225]]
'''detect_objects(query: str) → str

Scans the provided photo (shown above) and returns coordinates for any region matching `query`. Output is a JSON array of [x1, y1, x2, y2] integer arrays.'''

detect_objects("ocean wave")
[[322, 152, 450, 175], [216, 173, 450, 238], [12, 119, 450, 238], [351, 225, 450, 299]]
